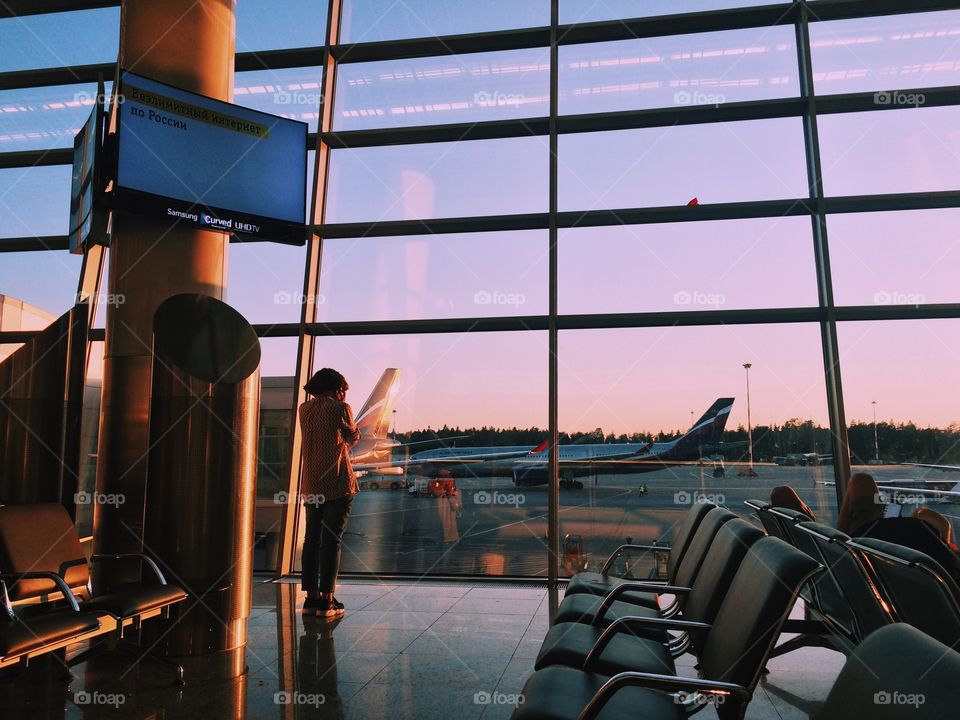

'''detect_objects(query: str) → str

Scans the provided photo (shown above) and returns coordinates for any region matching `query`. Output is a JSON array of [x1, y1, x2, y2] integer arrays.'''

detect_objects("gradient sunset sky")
[[2, 5, 960, 433]]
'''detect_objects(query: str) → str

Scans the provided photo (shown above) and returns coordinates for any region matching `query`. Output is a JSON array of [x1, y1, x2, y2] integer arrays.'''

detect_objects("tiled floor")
[[1, 579, 846, 719]]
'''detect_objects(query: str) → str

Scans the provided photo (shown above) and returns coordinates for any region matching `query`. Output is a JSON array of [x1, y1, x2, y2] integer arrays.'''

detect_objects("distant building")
[[0, 295, 57, 362]]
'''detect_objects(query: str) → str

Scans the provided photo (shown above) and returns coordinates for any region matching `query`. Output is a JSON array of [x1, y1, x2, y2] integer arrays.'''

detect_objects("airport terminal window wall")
[[3, 1, 960, 578]]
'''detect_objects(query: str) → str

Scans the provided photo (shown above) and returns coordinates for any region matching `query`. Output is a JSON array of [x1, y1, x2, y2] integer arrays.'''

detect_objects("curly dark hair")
[[304, 368, 348, 396]]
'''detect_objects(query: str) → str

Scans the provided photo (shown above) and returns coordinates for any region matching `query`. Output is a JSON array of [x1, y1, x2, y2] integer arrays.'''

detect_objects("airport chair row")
[[515, 534, 822, 720], [745, 500, 879, 656], [538, 512, 767, 672], [747, 499, 960, 652], [0, 503, 187, 681], [551, 506, 752, 629]]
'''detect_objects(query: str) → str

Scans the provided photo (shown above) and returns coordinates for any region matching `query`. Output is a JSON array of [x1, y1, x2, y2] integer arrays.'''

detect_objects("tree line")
[[395, 419, 960, 464]]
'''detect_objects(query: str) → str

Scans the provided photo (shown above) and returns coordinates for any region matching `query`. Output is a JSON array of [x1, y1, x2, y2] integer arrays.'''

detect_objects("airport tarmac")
[[325, 464, 960, 577]]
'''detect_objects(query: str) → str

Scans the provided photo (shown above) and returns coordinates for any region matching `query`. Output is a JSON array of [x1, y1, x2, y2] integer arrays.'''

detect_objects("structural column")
[[93, 0, 236, 580]]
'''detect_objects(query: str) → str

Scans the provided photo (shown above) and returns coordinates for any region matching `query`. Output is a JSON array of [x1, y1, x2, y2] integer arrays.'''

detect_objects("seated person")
[[839, 474, 960, 583], [770, 485, 816, 519], [837, 472, 884, 535], [914, 506, 959, 553]]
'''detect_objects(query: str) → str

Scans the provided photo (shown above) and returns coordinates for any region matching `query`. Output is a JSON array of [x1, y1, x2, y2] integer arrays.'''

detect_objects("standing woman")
[[299, 368, 361, 618]]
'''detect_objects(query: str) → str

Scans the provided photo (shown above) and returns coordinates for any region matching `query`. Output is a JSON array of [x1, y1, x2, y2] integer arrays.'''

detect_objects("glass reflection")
[[560, 27, 798, 116]]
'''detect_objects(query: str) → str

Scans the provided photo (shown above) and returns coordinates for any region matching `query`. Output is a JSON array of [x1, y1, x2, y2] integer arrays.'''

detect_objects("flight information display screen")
[[68, 101, 100, 254], [114, 71, 307, 244]]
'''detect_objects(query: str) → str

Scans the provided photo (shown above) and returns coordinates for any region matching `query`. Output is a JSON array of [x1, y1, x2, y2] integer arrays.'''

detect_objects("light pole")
[[392, 409, 398, 440], [743, 363, 754, 474], [872, 400, 879, 464]]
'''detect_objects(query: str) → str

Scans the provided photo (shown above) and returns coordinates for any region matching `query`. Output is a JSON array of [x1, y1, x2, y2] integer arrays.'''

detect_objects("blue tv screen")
[[115, 71, 308, 244]]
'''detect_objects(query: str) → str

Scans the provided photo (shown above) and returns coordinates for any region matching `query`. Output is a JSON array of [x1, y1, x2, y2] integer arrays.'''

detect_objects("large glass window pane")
[[559, 118, 807, 210], [76, 340, 104, 537], [334, 48, 550, 131], [0, 8, 119, 72], [255, 337, 299, 572], [317, 230, 547, 322], [811, 11, 960, 96], [227, 242, 308, 325], [829, 209, 960, 307], [819, 106, 960, 196], [340, 0, 549, 44], [562, 1, 771, 24], [234, 67, 324, 131], [560, 27, 798, 116], [559, 323, 833, 576], [0, 165, 72, 239], [0, 250, 81, 318], [236, 0, 327, 52], [327, 137, 548, 223], [560, 217, 818, 314], [294, 331, 547, 576], [838, 320, 960, 541]]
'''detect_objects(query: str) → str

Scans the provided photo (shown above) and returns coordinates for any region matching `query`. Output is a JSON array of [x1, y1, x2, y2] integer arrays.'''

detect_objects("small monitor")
[[68, 80, 105, 254]]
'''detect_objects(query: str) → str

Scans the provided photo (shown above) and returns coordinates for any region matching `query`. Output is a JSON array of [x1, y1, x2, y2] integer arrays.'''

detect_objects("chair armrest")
[[90, 553, 169, 584], [57, 557, 90, 578], [579, 671, 749, 720], [0, 572, 82, 611], [583, 616, 711, 669], [600, 544, 671, 575], [591, 584, 691, 624]]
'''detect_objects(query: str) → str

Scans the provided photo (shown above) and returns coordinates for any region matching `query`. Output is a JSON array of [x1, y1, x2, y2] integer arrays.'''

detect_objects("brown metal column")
[[93, 0, 236, 579]]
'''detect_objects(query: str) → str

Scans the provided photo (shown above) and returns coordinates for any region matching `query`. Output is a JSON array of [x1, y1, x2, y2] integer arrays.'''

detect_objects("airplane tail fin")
[[675, 398, 735, 454], [355, 368, 401, 440]]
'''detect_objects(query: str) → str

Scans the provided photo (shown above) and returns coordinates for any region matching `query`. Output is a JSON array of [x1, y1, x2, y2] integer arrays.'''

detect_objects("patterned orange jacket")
[[299, 396, 361, 501]]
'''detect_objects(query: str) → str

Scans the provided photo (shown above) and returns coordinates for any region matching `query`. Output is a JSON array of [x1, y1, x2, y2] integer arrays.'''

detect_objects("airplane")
[[355, 398, 739, 488], [774, 452, 833, 467], [346, 368, 404, 472], [815, 470, 960, 504], [345, 368, 469, 477]]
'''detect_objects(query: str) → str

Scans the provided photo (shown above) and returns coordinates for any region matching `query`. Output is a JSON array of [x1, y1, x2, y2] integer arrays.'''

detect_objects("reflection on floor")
[[1, 579, 845, 720]]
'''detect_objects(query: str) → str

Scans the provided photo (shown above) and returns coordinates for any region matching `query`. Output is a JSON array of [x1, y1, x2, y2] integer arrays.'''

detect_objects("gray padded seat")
[[510, 664, 685, 720], [553, 508, 743, 627], [564, 501, 714, 599], [852, 536, 960, 649], [820, 624, 960, 720]]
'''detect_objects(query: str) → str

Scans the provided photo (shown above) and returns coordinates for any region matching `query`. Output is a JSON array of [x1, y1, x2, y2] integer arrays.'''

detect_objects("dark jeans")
[[301, 494, 354, 594]]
